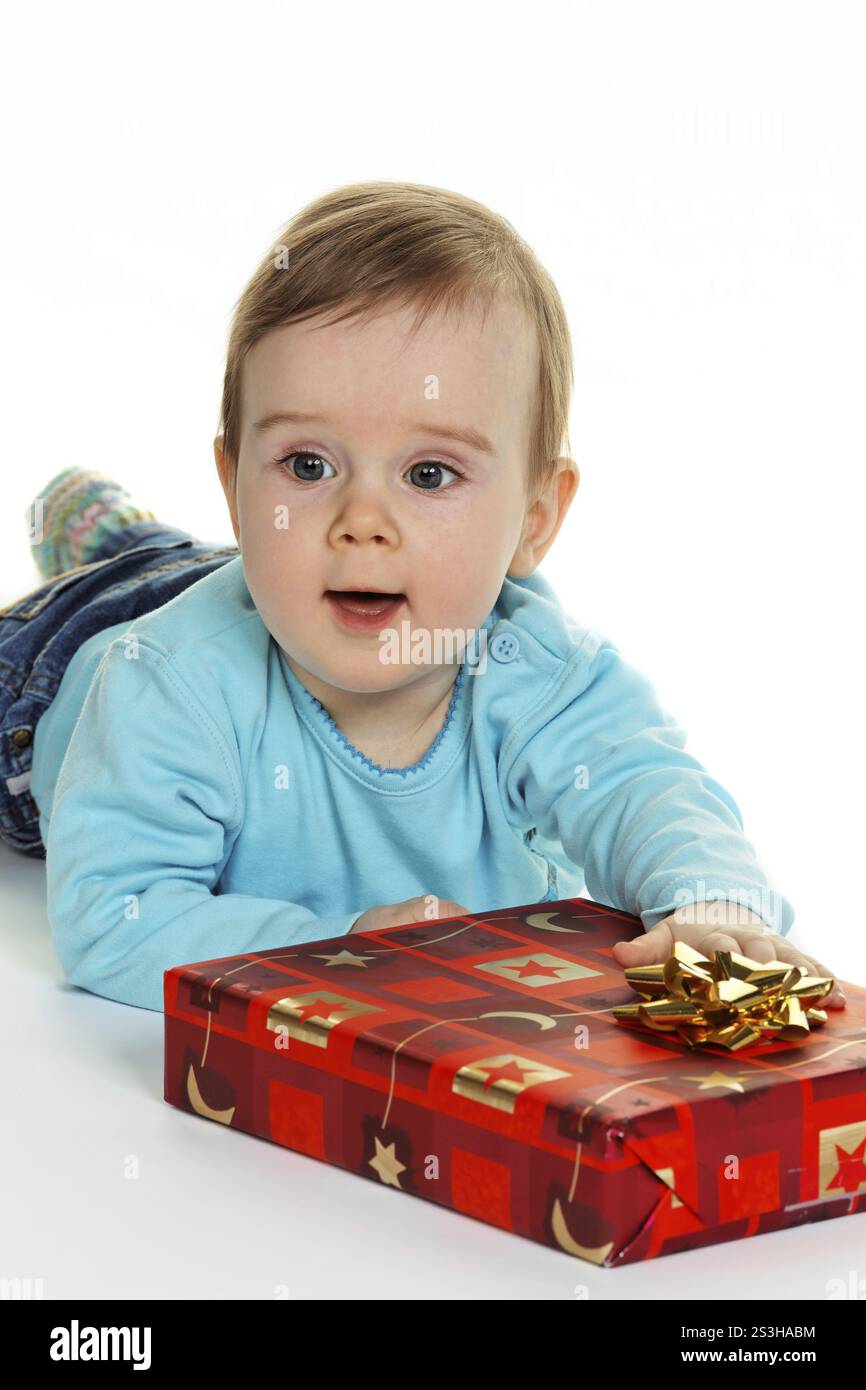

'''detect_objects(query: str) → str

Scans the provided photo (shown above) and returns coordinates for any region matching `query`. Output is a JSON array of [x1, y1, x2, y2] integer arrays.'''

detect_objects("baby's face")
[[220, 293, 541, 695]]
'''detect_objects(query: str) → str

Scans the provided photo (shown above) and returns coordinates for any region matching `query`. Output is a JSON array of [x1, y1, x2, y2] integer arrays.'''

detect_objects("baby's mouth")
[[325, 590, 406, 617]]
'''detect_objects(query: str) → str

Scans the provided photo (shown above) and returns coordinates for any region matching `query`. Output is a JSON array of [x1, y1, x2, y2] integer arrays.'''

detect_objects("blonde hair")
[[218, 180, 574, 500]]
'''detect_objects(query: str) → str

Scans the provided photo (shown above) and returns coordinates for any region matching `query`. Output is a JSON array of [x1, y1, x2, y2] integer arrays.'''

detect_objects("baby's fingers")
[[741, 935, 846, 1009], [611, 918, 678, 966], [416, 894, 470, 921]]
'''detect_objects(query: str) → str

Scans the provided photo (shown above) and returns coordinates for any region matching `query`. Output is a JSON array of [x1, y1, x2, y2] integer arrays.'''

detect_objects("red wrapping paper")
[[163, 896, 866, 1266]]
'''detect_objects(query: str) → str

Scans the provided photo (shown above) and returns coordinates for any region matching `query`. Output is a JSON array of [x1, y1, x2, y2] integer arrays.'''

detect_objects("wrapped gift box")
[[163, 896, 866, 1266]]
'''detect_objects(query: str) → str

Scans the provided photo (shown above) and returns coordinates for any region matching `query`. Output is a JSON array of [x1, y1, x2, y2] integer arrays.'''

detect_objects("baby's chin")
[[272, 633, 449, 691]]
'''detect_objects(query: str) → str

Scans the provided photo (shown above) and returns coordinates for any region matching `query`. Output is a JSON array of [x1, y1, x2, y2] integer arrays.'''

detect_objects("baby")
[[10, 179, 844, 1012]]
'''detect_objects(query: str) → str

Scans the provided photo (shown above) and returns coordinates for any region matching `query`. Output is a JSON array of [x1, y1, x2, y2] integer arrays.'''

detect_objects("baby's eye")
[[406, 461, 462, 491], [283, 451, 336, 482]]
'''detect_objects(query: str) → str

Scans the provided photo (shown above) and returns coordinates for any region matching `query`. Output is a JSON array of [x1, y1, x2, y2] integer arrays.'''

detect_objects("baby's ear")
[[510, 460, 579, 575]]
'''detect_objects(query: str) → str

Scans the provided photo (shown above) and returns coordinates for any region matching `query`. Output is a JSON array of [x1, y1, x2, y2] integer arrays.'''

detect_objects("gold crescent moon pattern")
[[551, 1198, 614, 1265], [186, 1063, 236, 1125], [525, 912, 584, 934], [479, 1010, 557, 1031]]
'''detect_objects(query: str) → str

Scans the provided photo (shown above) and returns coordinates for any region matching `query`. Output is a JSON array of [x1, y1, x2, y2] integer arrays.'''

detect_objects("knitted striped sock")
[[28, 467, 157, 581]]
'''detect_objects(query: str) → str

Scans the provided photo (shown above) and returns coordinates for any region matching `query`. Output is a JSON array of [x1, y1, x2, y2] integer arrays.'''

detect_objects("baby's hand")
[[350, 893, 471, 934], [611, 900, 847, 1009]]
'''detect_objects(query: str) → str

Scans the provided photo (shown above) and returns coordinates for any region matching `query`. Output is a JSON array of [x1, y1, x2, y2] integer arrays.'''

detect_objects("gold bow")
[[612, 940, 834, 1051]]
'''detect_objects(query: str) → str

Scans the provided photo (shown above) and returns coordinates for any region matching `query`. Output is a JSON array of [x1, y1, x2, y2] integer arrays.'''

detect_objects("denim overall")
[[0, 522, 239, 858]]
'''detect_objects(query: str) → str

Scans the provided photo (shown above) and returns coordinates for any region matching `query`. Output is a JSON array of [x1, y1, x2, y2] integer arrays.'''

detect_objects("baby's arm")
[[42, 639, 364, 1012], [500, 638, 796, 938]]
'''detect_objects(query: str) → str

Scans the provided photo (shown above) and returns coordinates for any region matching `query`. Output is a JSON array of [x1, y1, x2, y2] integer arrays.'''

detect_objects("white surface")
[[2, 842, 865, 1301]]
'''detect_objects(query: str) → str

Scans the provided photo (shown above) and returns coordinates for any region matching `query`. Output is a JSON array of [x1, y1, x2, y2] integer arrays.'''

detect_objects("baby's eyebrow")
[[251, 409, 324, 436], [409, 421, 498, 457], [252, 409, 497, 458]]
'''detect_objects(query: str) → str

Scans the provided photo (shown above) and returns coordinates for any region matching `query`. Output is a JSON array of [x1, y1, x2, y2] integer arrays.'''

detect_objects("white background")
[[1, 0, 864, 1301]]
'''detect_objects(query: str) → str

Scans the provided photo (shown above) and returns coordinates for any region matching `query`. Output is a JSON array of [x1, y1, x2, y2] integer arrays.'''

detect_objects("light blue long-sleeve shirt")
[[30, 555, 795, 1012]]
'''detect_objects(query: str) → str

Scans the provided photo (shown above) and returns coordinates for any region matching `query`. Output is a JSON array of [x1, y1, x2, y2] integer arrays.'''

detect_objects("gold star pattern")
[[309, 949, 377, 968], [477, 952, 602, 988], [820, 1122, 866, 1197], [368, 1137, 406, 1189], [452, 1053, 571, 1113], [827, 1136, 866, 1196], [679, 1069, 753, 1093], [266, 991, 379, 1049]]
